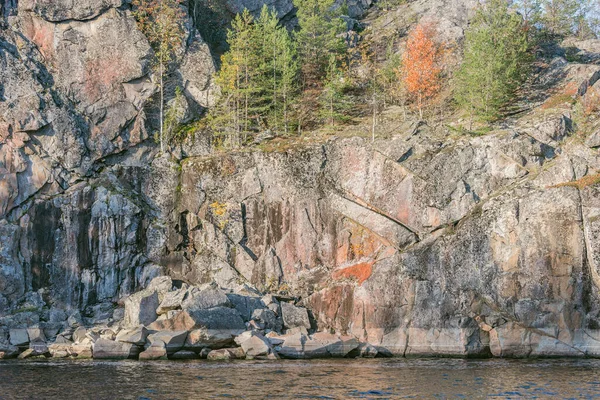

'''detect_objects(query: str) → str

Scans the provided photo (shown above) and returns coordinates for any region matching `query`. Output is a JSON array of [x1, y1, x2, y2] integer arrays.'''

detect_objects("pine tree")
[[295, 0, 346, 86], [210, 9, 256, 146], [319, 55, 350, 127], [541, 0, 578, 36], [454, 0, 530, 127], [132, 0, 185, 153], [254, 6, 298, 133]]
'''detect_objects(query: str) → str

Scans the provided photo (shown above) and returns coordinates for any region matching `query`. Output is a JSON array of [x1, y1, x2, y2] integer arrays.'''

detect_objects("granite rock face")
[[2, 0, 600, 359]]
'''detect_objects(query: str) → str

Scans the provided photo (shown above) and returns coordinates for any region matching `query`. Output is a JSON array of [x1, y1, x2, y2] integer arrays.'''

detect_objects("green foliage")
[[163, 87, 188, 144], [209, 6, 299, 147], [295, 0, 347, 85], [540, 0, 579, 36], [454, 0, 531, 125], [320, 55, 352, 126]]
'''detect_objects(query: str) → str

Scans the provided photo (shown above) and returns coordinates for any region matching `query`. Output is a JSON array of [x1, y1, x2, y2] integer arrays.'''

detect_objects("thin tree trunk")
[[160, 60, 164, 153], [372, 94, 376, 143]]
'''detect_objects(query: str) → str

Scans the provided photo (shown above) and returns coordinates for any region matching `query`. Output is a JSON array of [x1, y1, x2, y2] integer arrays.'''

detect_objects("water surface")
[[1, 358, 599, 399]]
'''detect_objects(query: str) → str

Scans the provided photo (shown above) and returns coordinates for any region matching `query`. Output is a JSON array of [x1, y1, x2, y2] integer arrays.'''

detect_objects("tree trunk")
[[160, 60, 164, 153]]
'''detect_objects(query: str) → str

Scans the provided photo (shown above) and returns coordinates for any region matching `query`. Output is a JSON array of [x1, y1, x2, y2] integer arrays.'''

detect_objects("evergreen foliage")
[[454, 0, 530, 125], [295, 0, 347, 85], [209, 6, 298, 146]]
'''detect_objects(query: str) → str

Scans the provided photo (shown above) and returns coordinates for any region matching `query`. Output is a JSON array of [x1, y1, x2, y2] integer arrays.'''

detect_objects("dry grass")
[[551, 173, 600, 190]]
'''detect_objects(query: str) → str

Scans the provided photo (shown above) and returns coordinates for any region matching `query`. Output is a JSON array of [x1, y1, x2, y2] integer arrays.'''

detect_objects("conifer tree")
[[132, 0, 185, 153], [210, 7, 298, 145], [320, 55, 350, 127], [541, 0, 578, 36], [295, 0, 346, 85], [454, 0, 530, 127]]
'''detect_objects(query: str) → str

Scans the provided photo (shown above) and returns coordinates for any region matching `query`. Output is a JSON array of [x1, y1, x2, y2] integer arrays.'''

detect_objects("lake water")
[[1, 358, 599, 399]]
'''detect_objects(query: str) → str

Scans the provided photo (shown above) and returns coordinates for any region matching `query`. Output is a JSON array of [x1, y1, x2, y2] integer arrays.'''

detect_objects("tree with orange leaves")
[[401, 22, 444, 120]]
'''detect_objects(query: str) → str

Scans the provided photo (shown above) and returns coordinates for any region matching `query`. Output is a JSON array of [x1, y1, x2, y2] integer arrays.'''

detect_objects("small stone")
[[18, 348, 35, 359], [199, 347, 211, 359]]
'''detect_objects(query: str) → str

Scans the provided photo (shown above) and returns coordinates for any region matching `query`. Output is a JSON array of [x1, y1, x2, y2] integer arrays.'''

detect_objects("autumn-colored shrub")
[[401, 22, 444, 119]]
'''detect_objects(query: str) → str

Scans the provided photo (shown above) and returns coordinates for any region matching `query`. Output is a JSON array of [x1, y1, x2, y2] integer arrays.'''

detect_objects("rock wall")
[[169, 118, 600, 357], [2, 0, 600, 359]]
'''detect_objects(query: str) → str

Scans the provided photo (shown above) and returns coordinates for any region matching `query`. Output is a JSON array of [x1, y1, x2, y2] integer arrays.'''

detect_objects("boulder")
[[251, 308, 283, 333], [280, 303, 311, 331], [181, 285, 230, 311], [124, 289, 159, 327], [240, 334, 272, 357], [0, 343, 19, 359], [116, 326, 148, 346], [93, 338, 140, 359], [147, 331, 188, 354], [206, 348, 234, 361], [72, 327, 87, 343], [9, 329, 29, 346], [311, 332, 359, 357], [156, 289, 186, 315], [139, 340, 168, 360], [184, 328, 237, 351], [29, 340, 50, 356], [72, 343, 93, 359], [27, 327, 46, 342], [199, 347, 211, 359], [49, 343, 73, 358], [146, 276, 174, 302], [276, 333, 329, 359], [17, 348, 36, 359], [226, 294, 265, 321], [234, 331, 254, 346], [182, 307, 246, 332]]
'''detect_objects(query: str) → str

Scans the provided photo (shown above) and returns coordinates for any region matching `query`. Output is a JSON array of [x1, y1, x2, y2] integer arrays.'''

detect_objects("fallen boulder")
[[240, 334, 273, 358], [280, 303, 311, 331], [147, 331, 188, 354], [124, 289, 159, 327], [93, 339, 140, 359], [139, 340, 168, 360], [184, 328, 237, 351], [116, 326, 149, 346], [9, 329, 29, 347], [181, 285, 230, 311]]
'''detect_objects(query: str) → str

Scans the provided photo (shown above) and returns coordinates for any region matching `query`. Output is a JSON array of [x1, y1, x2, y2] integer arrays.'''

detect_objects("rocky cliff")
[[1, 0, 600, 359]]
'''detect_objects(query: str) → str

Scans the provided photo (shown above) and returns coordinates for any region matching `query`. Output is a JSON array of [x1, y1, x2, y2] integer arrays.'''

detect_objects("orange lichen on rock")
[[332, 262, 374, 285]]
